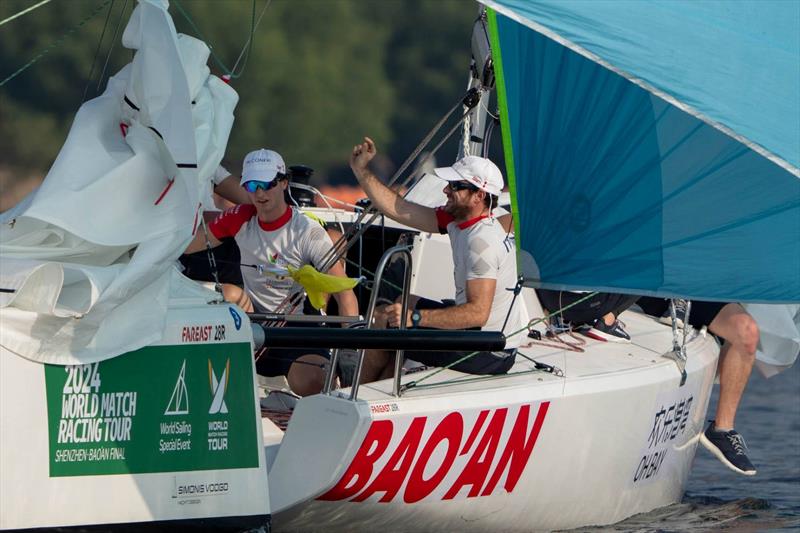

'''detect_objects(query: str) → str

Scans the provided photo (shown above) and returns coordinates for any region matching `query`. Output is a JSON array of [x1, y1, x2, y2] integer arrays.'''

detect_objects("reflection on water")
[[584, 495, 798, 532], [587, 361, 800, 531]]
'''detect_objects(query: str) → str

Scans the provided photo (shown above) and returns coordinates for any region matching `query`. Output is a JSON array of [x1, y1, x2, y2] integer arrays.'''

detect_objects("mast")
[[459, 8, 495, 159]]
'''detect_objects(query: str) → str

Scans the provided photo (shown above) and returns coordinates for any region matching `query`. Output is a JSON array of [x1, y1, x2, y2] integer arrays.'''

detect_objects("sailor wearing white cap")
[[349, 136, 528, 382], [185, 148, 358, 396]]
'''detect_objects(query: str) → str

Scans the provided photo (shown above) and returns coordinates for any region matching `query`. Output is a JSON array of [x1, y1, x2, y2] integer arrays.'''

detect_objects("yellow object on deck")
[[287, 265, 359, 310]]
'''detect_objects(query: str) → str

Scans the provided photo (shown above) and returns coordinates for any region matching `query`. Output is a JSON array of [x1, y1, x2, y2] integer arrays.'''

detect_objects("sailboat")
[[1, 0, 797, 531]]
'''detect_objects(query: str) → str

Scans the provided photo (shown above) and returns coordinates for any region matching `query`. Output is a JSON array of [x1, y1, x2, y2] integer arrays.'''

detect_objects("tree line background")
[[0, 0, 495, 208]]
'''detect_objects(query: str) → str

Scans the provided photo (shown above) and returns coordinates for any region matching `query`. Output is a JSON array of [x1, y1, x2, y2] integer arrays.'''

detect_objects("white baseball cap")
[[240, 148, 287, 185], [433, 155, 504, 196]]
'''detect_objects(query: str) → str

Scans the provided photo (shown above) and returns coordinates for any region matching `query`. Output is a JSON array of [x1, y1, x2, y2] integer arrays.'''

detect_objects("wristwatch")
[[410, 310, 422, 329]]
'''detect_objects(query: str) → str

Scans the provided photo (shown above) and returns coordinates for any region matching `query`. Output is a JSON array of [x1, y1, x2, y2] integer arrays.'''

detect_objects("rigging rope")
[[318, 89, 479, 271], [80, 0, 115, 103], [401, 365, 560, 392], [0, 0, 113, 88], [198, 213, 224, 301], [343, 257, 405, 294], [401, 291, 600, 391], [210, 254, 405, 296], [172, 0, 269, 80], [521, 321, 587, 353], [0, 0, 53, 27], [229, 0, 271, 78], [319, 88, 484, 273], [94, 0, 128, 93]]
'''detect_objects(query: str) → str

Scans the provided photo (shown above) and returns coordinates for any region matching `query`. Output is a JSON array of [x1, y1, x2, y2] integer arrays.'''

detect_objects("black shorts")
[[686, 301, 726, 329], [536, 290, 638, 325], [637, 297, 726, 329], [254, 321, 331, 377], [403, 298, 517, 376], [404, 348, 517, 375]]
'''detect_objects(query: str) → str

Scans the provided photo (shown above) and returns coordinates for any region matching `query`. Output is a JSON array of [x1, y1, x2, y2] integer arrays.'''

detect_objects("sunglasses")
[[244, 179, 282, 193], [446, 181, 479, 192]]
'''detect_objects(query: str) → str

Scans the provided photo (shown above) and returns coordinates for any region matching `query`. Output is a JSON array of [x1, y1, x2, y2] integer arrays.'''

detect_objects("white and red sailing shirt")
[[435, 208, 529, 348], [209, 205, 333, 313]]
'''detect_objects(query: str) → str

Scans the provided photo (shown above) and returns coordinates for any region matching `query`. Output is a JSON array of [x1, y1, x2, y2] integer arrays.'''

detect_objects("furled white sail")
[[0, 0, 238, 364]]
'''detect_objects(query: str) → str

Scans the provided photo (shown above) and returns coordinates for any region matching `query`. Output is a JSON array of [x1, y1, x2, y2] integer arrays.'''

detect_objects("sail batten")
[[0, 0, 239, 364], [486, 1, 800, 303]]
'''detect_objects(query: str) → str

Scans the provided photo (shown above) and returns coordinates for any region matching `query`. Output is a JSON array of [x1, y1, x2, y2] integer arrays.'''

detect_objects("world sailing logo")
[[164, 360, 189, 415], [208, 358, 230, 415]]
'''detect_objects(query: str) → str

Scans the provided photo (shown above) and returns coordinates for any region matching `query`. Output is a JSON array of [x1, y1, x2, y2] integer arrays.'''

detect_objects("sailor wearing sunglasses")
[[350, 136, 528, 382], [185, 149, 358, 396]]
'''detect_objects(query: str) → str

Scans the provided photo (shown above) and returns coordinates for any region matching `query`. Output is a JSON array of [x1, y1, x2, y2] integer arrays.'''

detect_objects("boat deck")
[[350, 309, 705, 400], [258, 310, 709, 422]]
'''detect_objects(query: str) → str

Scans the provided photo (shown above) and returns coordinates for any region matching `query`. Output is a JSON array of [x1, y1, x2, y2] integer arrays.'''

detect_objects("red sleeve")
[[434, 207, 453, 234], [208, 204, 256, 239]]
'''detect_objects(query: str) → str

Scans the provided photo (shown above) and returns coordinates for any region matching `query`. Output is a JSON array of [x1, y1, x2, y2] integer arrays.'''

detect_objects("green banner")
[[44, 343, 259, 477]]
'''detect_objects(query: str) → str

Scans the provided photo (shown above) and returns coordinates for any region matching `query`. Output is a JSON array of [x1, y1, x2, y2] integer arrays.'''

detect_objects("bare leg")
[[378, 354, 398, 380], [287, 354, 329, 397], [356, 304, 394, 383], [221, 284, 253, 312], [708, 303, 759, 430], [359, 349, 393, 383]]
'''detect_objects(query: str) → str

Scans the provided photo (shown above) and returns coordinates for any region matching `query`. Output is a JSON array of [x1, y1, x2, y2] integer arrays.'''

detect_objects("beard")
[[444, 200, 471, 220]]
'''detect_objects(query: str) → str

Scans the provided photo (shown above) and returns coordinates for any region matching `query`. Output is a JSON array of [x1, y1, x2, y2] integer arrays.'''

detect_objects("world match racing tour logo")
[[208, 358, 229, 415], [319, 401, 549, 503], [207, 358, 230, 451], [160, 358, 232, 453], [54, 363, 137, 461]]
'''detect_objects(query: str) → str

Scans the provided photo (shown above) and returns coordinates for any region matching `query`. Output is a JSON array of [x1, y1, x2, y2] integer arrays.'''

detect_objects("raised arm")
[[350, 137, 439, 234], [214, 174, 251, 206]]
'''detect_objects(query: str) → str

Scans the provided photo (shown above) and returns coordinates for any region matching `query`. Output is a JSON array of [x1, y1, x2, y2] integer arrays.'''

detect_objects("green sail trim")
[[486, 8, 521, 252]]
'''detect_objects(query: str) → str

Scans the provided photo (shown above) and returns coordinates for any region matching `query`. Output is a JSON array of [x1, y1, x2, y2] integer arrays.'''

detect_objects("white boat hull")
[[0, 304, 270, 530], [0, 299, 718, 531], [268, 319, 718, 531]]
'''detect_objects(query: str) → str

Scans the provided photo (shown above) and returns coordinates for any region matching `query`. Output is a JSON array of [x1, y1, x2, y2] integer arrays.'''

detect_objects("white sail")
[[0, 0, 238, 365]]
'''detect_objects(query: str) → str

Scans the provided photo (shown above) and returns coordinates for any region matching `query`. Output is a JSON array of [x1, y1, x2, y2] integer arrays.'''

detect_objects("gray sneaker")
[[700, 421, 757, 476], [660, 299, 688, 328]]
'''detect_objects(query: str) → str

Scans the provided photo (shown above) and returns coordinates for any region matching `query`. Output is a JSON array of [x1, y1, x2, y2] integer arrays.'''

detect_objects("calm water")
[[594, 361, 800, 532]]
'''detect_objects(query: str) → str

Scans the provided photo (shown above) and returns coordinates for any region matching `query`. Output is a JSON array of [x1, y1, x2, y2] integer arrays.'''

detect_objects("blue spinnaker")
[[485, 0, 800, 303]]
